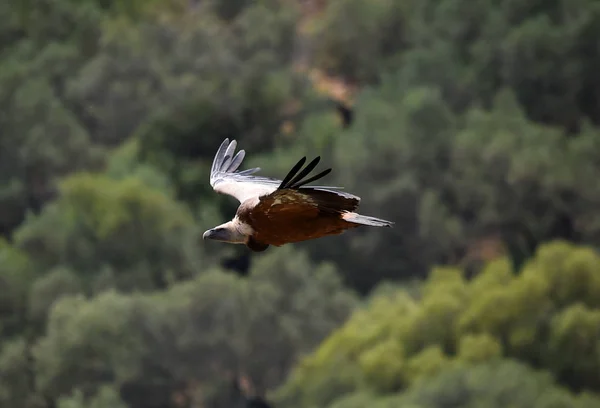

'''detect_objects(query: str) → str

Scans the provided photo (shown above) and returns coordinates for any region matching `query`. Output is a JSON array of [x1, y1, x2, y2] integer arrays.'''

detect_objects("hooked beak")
[[203, 228, 228, 241], [203, 229, 216, 240]]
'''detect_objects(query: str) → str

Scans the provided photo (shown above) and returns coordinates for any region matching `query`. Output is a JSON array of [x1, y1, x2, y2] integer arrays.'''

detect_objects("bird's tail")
[[342, 212, 394, 228]]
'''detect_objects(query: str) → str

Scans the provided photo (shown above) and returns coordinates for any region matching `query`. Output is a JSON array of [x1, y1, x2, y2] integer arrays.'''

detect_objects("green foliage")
[[28, 267, 83, 324], [129, 2, 307, 209], [13, 173, 204, 292], [312, 0, 409, 82], [329, 361, 600, 408], [57, 386, 128, 408], [105, 139, 173, 195], [457, 333, 502, 364], [0, 242, 36, 339], [0, 338, 42, 408], [303, 83, 600, 291], [34, 292, 145, 398], [0, 0, 109, 235], [313, 0, 600, 130], [306, 84, 460, 288], [31, 247, 356, 408], [275, 242, 600, 407], [4, 0, 600, 407], [0, 61, 105, 234]]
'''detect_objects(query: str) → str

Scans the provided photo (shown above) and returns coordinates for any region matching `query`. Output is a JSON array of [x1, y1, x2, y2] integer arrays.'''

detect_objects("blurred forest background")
[[2, 0, 600, 407]]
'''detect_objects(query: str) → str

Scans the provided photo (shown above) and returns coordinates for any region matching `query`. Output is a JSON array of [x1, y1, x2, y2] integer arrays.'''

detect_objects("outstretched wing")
[[209, 138, 348, 203], [209, 139, 282, 203]]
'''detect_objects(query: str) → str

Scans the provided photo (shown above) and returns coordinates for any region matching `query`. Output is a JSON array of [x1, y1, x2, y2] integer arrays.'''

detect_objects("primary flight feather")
[[203, 139, 393, 252]]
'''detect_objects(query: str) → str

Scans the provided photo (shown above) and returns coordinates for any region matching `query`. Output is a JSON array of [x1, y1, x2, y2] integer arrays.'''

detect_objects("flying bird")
[[203, 139, 393, 252]]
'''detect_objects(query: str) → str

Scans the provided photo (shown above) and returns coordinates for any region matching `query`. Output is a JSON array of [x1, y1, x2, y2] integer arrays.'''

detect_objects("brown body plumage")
[[202, 139, 393, 252]]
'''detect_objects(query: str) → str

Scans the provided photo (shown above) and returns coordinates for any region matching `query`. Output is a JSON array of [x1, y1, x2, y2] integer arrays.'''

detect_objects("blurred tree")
[[0, 338, 43, 408], [57, 385, 128, 408], [0, 241, 36, 340], [293, 82, 600, 293], [13, 173, 205, 292], [0, 0, 108, 236], [28, 267, 83, 328], [275, 242, 600, 407], [313, 0, 600, 130], [33, 292, 147, 405], [128, 2, 309, 211], [0, 65, 105, 235], [4, 1, 600, 408], [32, 246, 356, 408], [302, 84, 460, 290], [311, 0, 409, 83], [327, 361, 600, 408]]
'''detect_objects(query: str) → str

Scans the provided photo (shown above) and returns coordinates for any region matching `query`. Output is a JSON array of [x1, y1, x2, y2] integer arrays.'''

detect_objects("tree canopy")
[[2, 0, 600, 407]]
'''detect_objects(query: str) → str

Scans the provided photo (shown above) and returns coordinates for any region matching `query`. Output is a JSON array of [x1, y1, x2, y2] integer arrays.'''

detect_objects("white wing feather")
[[209, 139, 282, 203], [209, 138, 350, 204]]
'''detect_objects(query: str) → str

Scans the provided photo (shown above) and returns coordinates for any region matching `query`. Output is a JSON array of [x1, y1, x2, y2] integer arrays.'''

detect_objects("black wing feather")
[[285, 156, 321, 188], [290, 168, 332, 189], [278, 157, 306, 190], [278, 156, 333, 190]]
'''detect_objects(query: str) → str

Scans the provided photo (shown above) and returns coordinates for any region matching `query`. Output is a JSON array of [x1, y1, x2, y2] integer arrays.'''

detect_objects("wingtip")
[[212, 138, 235, 175]]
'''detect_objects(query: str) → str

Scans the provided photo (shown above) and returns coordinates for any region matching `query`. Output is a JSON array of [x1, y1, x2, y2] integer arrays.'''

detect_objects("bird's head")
[[202, 221, 248, 244]]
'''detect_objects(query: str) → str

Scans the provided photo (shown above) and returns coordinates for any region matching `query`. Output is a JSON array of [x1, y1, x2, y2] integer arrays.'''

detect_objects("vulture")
[[203, 139, 393, 252]]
